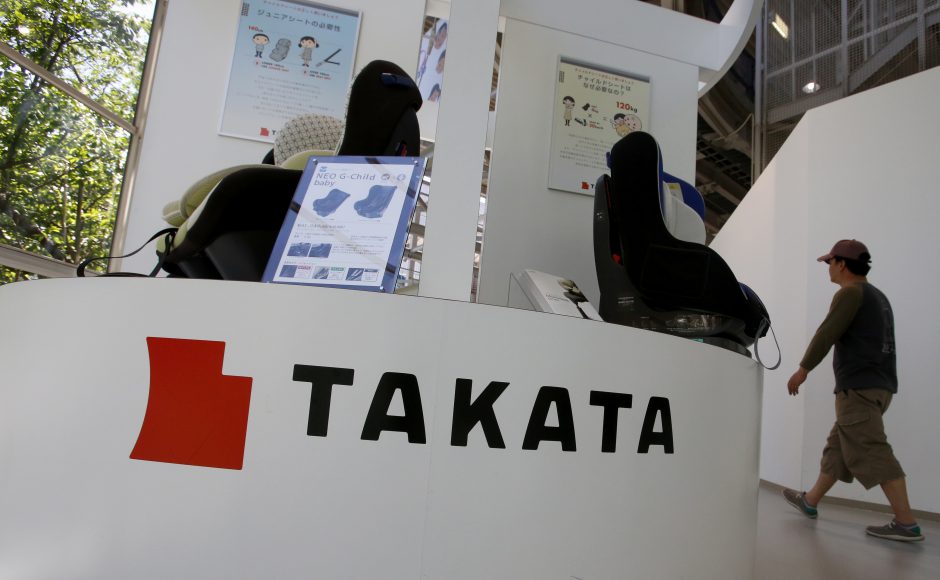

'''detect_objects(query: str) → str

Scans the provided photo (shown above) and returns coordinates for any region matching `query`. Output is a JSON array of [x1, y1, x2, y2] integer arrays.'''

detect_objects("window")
[[0, 0, 158, 284]]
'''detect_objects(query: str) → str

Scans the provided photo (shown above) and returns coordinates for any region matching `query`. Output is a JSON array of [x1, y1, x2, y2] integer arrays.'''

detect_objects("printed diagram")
[[269, 38, 291, 62], [548, 59, 650, 194], [298, 35, 319, 67], [308, 243, 332, 258], [311, 185, 399, 220], [563, 98, 643, 136], [612, 113, 642, 137], [252, 33, 269, 58], [265, 157, 426, 290], [312, 188, 351, 217], [288, 242, 311, 257], [289, 242, 333, 258], [562, 96, 575, 126], [223, 2, 360, 143], [283, 181, 404, 284], [559, 278, 592, 319], [563, 98, 617, 130], [248, 32, 341, 70], [353, 185, 397, 219], [315, 48, 342, 68]]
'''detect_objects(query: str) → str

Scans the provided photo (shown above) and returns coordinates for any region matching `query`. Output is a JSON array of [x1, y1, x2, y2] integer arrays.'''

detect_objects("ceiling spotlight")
[[802, 81, 821, 94], [769, 11, 789, 39]]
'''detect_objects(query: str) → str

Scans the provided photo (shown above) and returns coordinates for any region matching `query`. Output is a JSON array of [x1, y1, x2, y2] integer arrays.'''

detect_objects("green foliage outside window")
[[0, 0, 152, 284]]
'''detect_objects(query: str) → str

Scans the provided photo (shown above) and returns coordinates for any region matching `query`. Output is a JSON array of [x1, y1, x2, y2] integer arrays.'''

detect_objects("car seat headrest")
[[274, 113, 345, 164], [337, 60, 423, 156]]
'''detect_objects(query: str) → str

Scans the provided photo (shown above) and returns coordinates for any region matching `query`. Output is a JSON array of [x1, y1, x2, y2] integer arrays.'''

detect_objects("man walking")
[[783, 239, 923, 542]]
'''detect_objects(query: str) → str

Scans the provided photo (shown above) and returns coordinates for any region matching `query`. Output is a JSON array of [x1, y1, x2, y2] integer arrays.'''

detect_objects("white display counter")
[[0, 278, 762, 579]]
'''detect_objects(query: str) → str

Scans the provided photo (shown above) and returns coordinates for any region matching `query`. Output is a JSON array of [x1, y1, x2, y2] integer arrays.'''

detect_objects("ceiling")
[[666, 0, 758, 240]]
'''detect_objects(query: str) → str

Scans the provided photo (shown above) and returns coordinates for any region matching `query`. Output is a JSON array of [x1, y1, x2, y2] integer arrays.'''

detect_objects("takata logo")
[[130, 338, 252, 470], [131, 337, 675, 472]]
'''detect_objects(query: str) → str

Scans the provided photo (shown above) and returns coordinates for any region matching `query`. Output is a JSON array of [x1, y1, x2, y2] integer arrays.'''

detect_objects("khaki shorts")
[[820, 389, 905, 489]]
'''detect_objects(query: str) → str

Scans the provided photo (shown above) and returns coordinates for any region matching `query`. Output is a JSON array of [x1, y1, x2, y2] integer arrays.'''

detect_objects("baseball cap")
[[817, 239, 871, 263]]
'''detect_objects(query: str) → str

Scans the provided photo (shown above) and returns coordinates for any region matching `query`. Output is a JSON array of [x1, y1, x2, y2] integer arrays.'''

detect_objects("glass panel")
[[0, 56, 130, 263], [766, 0, 794, 72], [793, 0, 816, 61], [873, 0, 919, 26], [815, 2, 843, 53], [0, 0, 152, 120], [927, 20, 940, 69], [0, 263, 43, 285], [766, 69, 794, 108], [0, 1, 152, 268]]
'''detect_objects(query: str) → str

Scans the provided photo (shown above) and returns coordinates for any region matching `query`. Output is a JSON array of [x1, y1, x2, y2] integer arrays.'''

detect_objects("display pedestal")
[[0, 278, 763, 579]]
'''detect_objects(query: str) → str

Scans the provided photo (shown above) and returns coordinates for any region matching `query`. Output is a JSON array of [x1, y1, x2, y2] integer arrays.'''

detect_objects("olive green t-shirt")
[[799, 282, 897, 393]]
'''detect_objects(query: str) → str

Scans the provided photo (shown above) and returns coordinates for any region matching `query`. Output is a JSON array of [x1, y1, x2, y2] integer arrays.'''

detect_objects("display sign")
[[219, 0, 360, 143], [0, 278, 763, 579], [262, 156, 427, 292], [548, 57, 651, 195]]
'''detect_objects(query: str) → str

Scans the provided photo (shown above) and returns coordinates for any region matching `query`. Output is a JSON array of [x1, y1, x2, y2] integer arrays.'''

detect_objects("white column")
[[417, 0, 501, 301]]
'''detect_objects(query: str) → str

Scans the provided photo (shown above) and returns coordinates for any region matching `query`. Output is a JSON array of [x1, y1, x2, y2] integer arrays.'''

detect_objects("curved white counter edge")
[[0, 278, 762, 580]]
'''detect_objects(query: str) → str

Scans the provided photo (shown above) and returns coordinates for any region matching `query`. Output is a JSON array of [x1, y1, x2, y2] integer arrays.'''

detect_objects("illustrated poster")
[[263, 156, 427, 292], [415, 18, 447, 105], [219, 0, 360, 143], [548, 58, 651, 195]]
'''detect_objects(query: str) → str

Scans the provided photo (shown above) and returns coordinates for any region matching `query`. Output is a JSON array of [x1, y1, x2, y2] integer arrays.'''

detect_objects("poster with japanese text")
[[548, 58, 651, 195], [262, 156, 427, 292], [415, 18, 447, 105], [219, 0, 360, 143]]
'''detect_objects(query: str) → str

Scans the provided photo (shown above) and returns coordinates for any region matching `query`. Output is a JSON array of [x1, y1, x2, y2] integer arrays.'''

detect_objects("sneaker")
[[866, 520, 924, 542], [783, 488, 818, 519]]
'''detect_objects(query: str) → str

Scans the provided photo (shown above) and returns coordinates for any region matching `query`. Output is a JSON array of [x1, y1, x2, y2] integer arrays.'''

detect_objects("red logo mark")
[[259, 127, 270, 137], [581, 181, 592, 190], [130, 338, 253, 470]]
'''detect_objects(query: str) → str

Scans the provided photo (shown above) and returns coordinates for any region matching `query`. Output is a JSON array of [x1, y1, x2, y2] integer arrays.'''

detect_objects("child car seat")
[[593, 131, 769, 354], [157, 60, 423, 281]]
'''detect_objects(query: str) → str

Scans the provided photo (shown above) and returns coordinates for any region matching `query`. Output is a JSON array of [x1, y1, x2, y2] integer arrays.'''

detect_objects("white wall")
[[712, 67, 940, 512], [477, 6, 700, 307], [120, 0, 426, 273]]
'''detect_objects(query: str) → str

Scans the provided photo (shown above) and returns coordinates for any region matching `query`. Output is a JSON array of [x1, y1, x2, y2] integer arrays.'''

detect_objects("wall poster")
[[547, 57, 651, 195], [415, 18, 447, 105], [219, 0, 361, 143], [263, 156, 428, 293]]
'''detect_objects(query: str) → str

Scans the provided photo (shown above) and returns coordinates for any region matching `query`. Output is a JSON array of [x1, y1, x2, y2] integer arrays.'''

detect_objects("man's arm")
[[787, 367, 809, 395], [787, 285, 863, 396]]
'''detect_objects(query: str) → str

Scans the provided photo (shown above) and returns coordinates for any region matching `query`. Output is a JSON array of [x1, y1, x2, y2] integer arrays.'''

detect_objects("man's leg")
[[866, 477, 923, 541], [783, 395, 853, 519], [783, 471, 836, 518], [805, 472, 838, 506], [881, 477, 916, 524]]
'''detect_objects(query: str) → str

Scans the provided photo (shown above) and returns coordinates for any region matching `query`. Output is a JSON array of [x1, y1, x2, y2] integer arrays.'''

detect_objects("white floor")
[[755, 484, 940, 580]]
